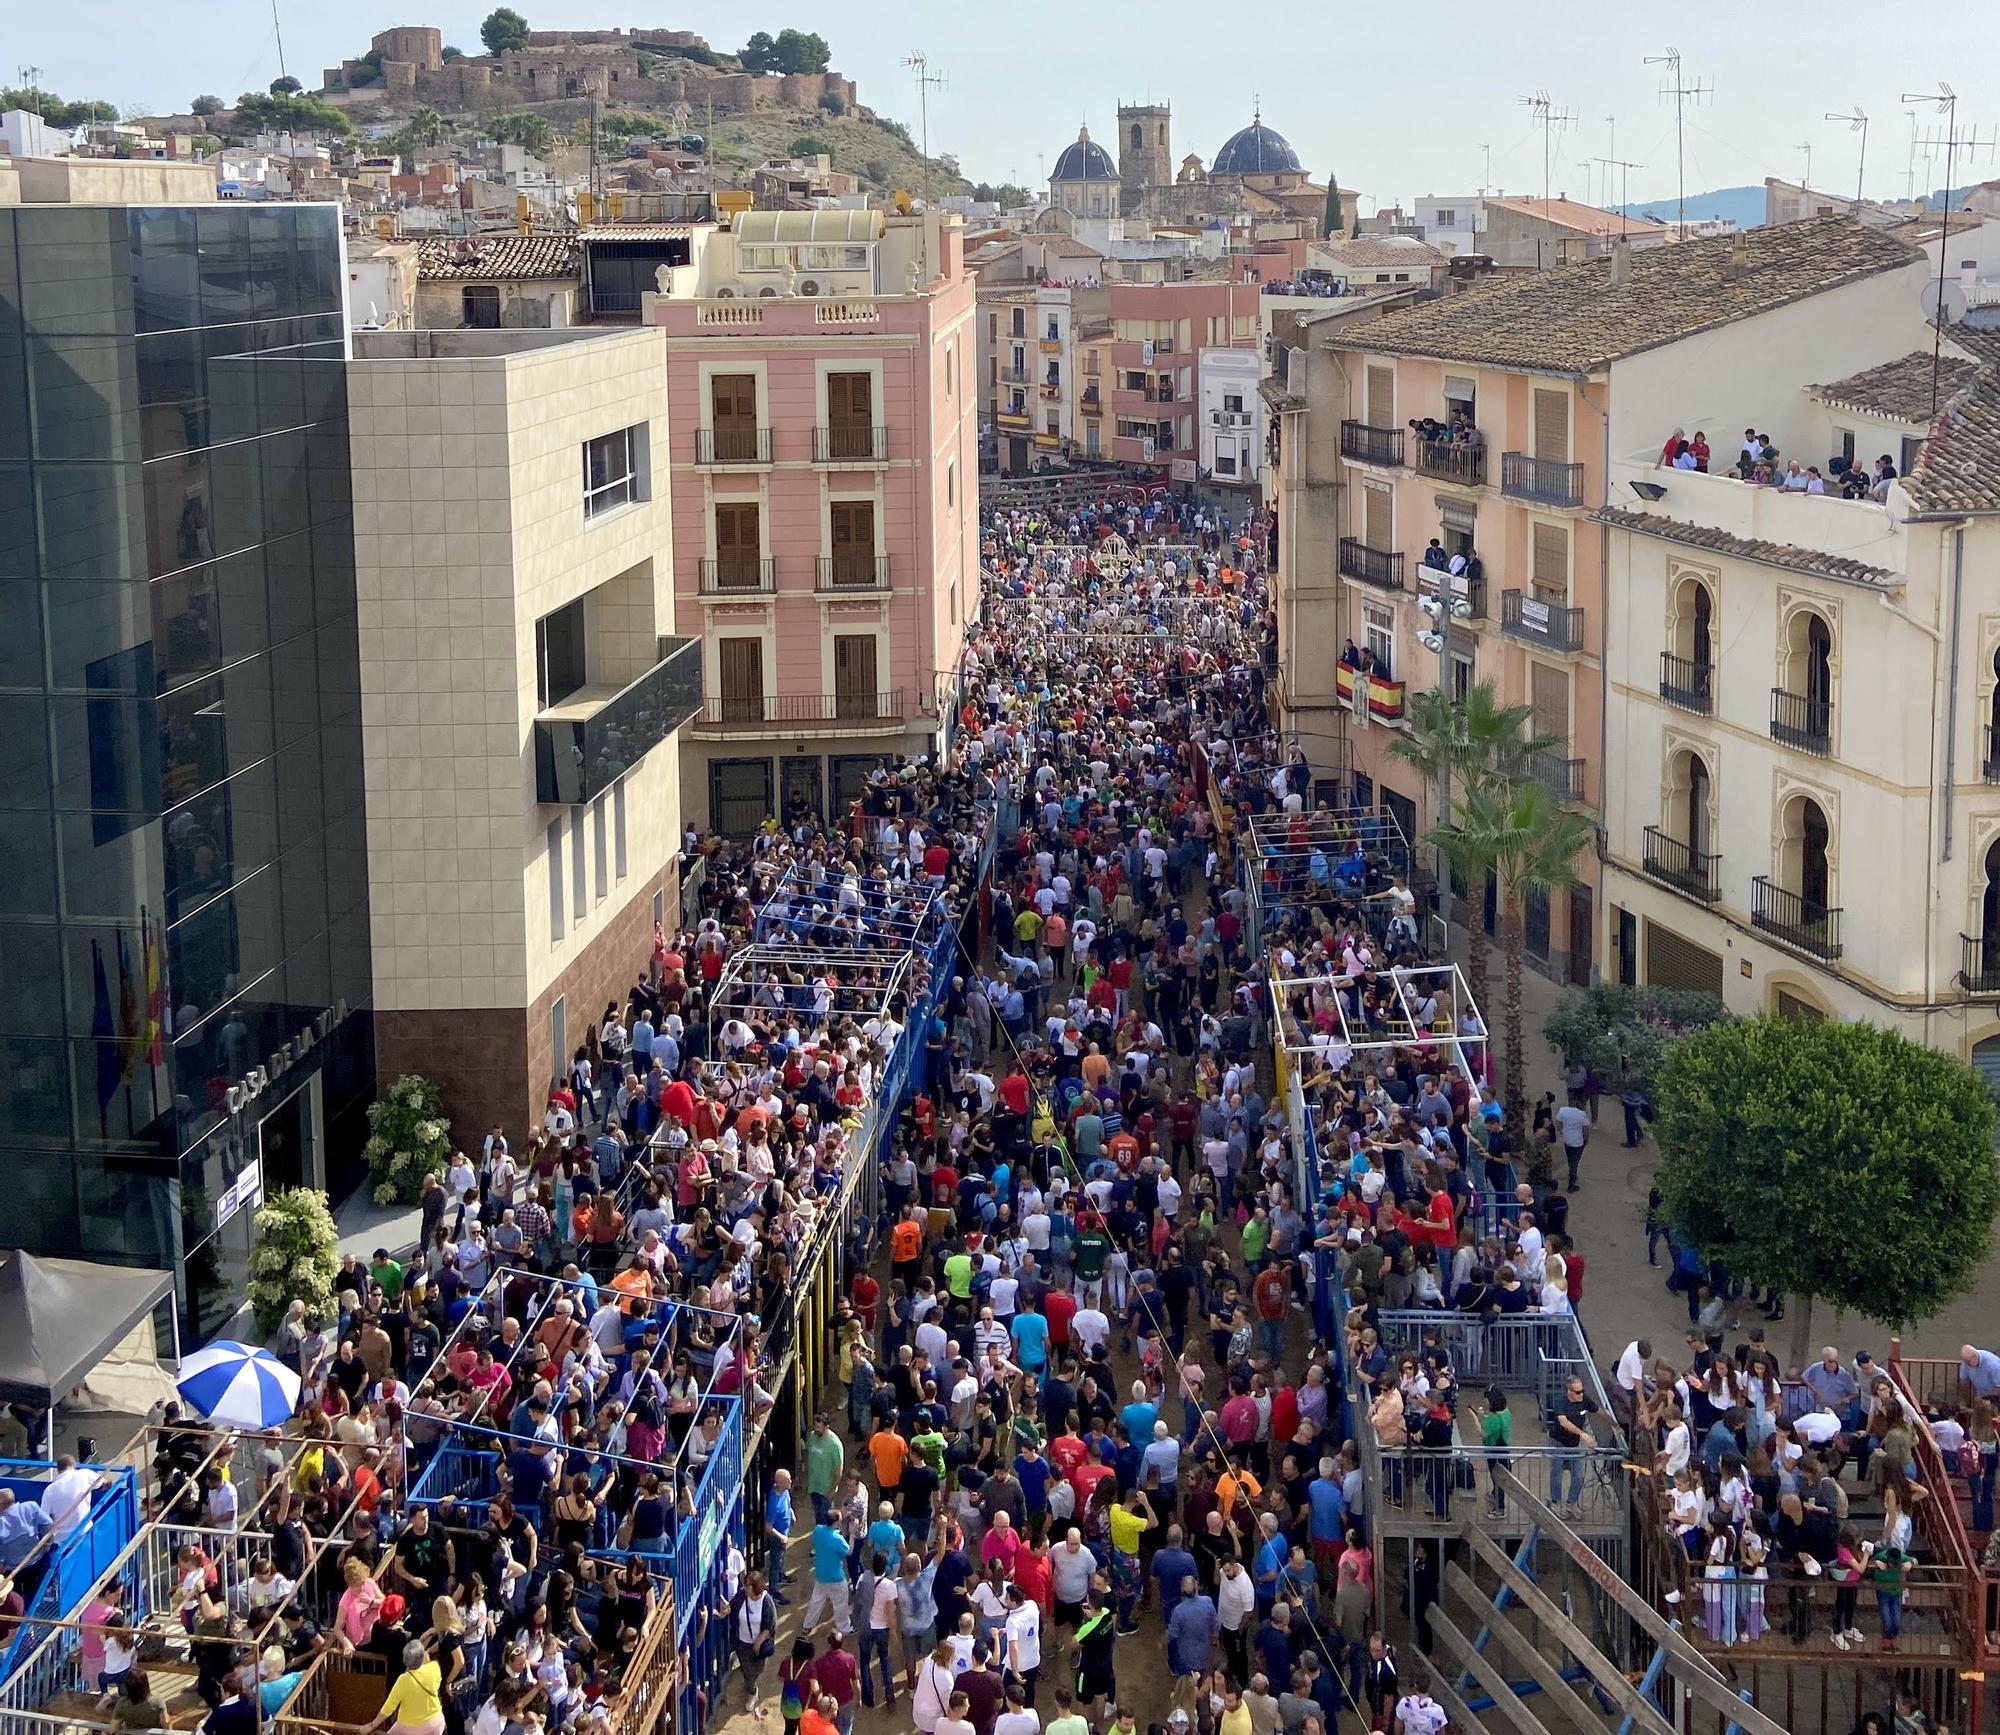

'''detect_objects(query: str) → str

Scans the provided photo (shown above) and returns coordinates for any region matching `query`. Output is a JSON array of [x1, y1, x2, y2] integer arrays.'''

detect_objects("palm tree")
[[403, 105, 449, 147], [1449, 778, 1596, 1141]]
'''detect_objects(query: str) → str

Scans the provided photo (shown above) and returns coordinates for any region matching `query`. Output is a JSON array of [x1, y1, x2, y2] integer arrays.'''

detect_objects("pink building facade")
[[1105, 279, 1264, 469], [646, 210, 980, 831]]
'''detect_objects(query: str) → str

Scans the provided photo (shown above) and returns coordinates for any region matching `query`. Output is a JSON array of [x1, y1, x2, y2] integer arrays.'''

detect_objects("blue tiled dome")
[[1213, 119, 1300, 176], [1051, 126, 1117, 183]]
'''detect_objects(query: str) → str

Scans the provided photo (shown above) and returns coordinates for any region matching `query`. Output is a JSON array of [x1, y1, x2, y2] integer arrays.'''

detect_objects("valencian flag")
[[116, 929, 143, 1082], [142, 910, 165, 1067], [92, 939, 122, 1121]]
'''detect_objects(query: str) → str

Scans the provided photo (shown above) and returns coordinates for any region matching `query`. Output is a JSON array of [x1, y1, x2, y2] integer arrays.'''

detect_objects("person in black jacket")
[[1361, 1632, 1400, 1729]]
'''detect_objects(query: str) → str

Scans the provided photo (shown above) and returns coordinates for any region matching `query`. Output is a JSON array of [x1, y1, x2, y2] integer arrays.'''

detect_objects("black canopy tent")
[[0, 1253, 178, 1452]]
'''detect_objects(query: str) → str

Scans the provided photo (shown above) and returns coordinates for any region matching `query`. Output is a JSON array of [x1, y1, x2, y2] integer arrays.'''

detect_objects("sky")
[[17, 0, 2000, 212]]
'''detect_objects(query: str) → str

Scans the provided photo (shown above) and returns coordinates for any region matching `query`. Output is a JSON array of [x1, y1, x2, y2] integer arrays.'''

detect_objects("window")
[[826, 372, 875, 459], [946, 462, 956, 506], [713, 502, 761, 588], [1532, 388, 1569, 464], [547, 819, 564, 941], [550, 996, 566, 1085], [1011, 308, 1025, 337], [828, 499, 877, 585], [1223, 393, 1244, 414], [536, 598, 587, 709], [1531, 522, 1569, 601], [833, 634, 879, 718], [1366, 364, 1394, 427], [945, 344, 955, 397], [1901, 434, 1924, 474], [613, 776, 628, 880], [1215, 451, 1237, 475], [718, 637, 765, 723], [1436, 208, 1456, 226], [1364, 602, 1395, 676], [570, 810, 586, 922], [1130, 123, 1143, 149], [1363, 482, 1392, 550], [462, 284, 500, 329], [708, 375, 759, 461], [593, 794, 608, 902], [1450, 650, 1474, 702], [583, 426, 638, 519]]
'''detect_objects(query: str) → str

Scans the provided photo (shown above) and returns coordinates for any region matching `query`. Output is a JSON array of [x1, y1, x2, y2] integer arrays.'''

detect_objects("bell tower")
[[1117, 101, 1172, 216]]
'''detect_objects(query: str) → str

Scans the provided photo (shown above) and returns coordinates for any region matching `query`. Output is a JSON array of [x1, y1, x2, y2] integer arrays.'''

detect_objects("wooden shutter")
[[1363, 484, 1392, 550], [1532, 388, 1569, 462], [712, 374, 757, 427], [1531, 522, 1569, 598], [834, 634, 879, 717], [715, 503, 760, 587], [828, 372, 873, 426], [829, 500, 876, 585], [1530, 662, 1569, 743], [718, 637, 764, 721], [1367, 364, 1394, 427], [1645, 923, 1724, 998]]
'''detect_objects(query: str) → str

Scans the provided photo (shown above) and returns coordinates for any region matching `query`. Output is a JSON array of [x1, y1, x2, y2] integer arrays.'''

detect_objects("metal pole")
[[1437, 606, 1456, 956]]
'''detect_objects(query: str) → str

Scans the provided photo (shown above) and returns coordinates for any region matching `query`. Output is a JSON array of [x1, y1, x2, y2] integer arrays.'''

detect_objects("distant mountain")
[[1617, 184, 1766, 230]]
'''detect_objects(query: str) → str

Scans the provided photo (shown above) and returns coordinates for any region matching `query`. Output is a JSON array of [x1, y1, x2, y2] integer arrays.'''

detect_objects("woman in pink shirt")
[[335, 1558, 385, 1652]]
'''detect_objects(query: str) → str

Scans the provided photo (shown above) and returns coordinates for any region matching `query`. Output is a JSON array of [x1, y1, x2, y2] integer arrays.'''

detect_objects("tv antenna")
[[1518, 91, 1578, 264], [1595, 156, 1643, 234], [901, 51, 948, 205], [1824, 108, 1868, 210], [1645, 47, 1711, 232], [1478, 142, 1491, 195], [1902, 84, 1979, 418], [1795, 142, 1812, 192]]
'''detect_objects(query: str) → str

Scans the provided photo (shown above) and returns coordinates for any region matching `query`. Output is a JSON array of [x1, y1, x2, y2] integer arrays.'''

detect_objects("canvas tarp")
[[0, 1253, 175, 1407]]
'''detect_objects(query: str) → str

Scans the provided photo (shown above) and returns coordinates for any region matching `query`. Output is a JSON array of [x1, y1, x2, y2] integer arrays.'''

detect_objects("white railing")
[[695, 301, 763, 327], [1966, 279, 2000, 308], [815, 300, 882, 325]]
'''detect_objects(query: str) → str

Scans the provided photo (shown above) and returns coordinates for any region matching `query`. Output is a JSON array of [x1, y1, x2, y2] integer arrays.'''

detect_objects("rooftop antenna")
[[1575, 159, 1595, 209], [1478, 142, 1491, 195], [1645, 47, 1710, 233], [1518, 91, 1578, 265], [1903, 83, 1963, 419], [1595, 155, 1643, 235], [271, 0, 289, 83], [1824, 107, 1868, 210], [1795, 141, 1812, 192], [901, 50, 947, 208]]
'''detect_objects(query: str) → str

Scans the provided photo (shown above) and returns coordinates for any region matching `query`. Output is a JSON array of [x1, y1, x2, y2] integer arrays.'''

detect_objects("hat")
[[380, 1594, 408, 1623]]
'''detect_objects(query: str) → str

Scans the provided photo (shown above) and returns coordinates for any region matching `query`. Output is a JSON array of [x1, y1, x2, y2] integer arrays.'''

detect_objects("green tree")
[[363, 1074, 453, 1205], [399, 105, 449, 152], [817, 89, 846, 116], [480, 6, 531, 54], [738, 30, 778, 73], [487, 111, 554, 155], [772, 29, 831, 74], [1322, 179, 1345, 238], [231, 90, 353, 138], [191, 94, 224, 116], [245, 1188, 340, 1337], [1655, 1016, 2000, 1362], [1543, 983, 1730, 1094], [789, 133, 829, 159], [269, 74, 302, 95], [442, 45, 465, 61], [1442, 777, 1594, 1138], [0, 87, 119, 127]]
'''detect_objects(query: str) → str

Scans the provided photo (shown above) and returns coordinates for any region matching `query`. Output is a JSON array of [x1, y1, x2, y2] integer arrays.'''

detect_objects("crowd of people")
[[1656, 425, 1900, 500]]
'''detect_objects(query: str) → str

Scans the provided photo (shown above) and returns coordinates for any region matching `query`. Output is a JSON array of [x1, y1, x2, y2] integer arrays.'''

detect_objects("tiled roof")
[[417, 233, 580, 281], [1902, 344, 2000, 514], [1319, 236, 1446, 269], [579, 224, 696, 241], [1482, 195, 1667, 238], [1812, 351, 1981, 423], [1333, 217, 1918, 374], [1591, 505, 1901, 587]]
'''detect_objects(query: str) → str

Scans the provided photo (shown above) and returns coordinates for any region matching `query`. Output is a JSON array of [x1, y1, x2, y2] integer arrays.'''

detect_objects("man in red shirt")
[[998, 1068, 1032, 1118], [1042, 1282, 1077, 1353], [850, 1270, 880, 1334]]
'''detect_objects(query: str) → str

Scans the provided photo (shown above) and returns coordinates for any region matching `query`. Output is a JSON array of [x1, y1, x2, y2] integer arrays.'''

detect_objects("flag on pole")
[[116, 929, 142, 1082], [142, 910, 165, 1068], [91, 940, 121, 1117]]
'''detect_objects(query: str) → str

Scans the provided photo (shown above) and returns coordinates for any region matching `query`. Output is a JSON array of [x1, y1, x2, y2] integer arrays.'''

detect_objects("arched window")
[[1980, 836, 2000, 967], [1131, 123, 1143, 150], [1775, 608, 1835, 751], [1666, 576, 1715, 710], [1780, 795, 1833, 911], [1985, 646, 2000, 776]]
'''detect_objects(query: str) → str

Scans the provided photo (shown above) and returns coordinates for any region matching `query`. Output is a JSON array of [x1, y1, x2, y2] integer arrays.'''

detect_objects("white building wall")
[[1199, 345, 1263, 486]]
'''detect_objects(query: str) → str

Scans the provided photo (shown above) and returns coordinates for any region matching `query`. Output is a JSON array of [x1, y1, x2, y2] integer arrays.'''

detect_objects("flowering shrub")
[[246, 1188, 339, 1336], [363, 1073, 452, 1205]]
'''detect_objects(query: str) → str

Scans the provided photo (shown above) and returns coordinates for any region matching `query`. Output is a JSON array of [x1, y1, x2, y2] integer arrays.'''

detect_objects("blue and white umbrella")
[[176, 1341, 302, 1430]]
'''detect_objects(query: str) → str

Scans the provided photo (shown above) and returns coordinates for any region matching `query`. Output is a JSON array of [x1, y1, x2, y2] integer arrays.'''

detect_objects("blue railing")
[[0, 1463, 140, 1685]]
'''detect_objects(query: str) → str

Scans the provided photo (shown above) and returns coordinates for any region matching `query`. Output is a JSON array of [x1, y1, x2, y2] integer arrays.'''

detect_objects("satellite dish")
[[1920, 276, 1968, 325]]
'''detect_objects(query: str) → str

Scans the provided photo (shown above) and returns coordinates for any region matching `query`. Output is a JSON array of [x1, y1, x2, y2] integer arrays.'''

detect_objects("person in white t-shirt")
[[1396, 1691, 1448, 1735]]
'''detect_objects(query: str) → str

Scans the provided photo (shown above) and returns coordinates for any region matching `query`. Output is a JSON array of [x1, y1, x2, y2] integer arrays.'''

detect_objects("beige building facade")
[[347, 326, 694, 1135]]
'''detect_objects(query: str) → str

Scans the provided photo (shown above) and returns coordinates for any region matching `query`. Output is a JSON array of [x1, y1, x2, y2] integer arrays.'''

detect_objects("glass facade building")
[[0, 202, 373, 1341]]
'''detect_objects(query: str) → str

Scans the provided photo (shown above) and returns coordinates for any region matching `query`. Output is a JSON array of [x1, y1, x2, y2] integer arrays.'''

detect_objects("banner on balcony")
[[1334, 663, 1407, 721]]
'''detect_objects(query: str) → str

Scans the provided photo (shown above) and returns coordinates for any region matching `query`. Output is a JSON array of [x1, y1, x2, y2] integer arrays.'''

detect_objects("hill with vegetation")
[[700, 107, 970, 199]]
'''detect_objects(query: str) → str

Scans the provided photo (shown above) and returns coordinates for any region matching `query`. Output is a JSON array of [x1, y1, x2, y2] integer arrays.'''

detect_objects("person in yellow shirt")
[[362, 1642, 443, 1735]]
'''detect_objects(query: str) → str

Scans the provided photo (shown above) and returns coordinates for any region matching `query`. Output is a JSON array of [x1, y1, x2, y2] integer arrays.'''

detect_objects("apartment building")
[[643, 207, 979, 831], [1600, 323, 2000, 1076], [347, 326, 696, 1135], [1265, 218, 1927, 985], [1197, 345, 1264, 490], [980, 283, 1082, 475], [1105, 279, 1264, 473]]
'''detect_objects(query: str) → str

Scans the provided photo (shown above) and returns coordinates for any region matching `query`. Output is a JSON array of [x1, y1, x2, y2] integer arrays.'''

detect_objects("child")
[[98, 1624, 137, 1696], [1869, 1544, 1907, 1653], [1480, 1386, 1512, 1519], [1830, 1528, 1865, 1650], [1738, 1528, 1768, 1643]]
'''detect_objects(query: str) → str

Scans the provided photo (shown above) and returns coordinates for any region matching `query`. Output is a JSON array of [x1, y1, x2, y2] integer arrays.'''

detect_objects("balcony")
[[1337, 538, 1404, 592], [1642, 826, 1721, 904], [1960, 932, 2000, 994], [1769, 687, 1832, 756], [1039, 382, 1061, 400], [1413, 437, 1486, 487], [697, 556, 775, 595], [817, 553, 891, 593], [1659, 652, 1714, 714], [1752, 876, 1842, 959], [995, 405, 1033, 432], [1500, 590, 1586, 653], [1335, 662, 1406, 722], [1529, 749, 1586, 805], [1211, 409, 1254, 428], [998, 367, 1030, 386], [692, 689, 909, 730], [811, 424, 887, 464], [1080, 386, 1102, 411], [1039, 338, 1063, 353], [1418, 565, 1486, 621], [695, 425, 771, 465], [1501, 451, 1585, 507], [534, 635, 701, 805], [1340, 421, 1404, 466]]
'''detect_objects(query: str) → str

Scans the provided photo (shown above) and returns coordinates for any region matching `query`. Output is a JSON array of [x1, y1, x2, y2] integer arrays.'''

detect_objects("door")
[[710, 374, 759, 462], [827, 372, 875, 460], [833, 634, 879, 719], [709, 758, 775, 836], [258, 1073, 323, 1195], [714, 501, 762, 590], [1363, 484, 1392, 552], [1530, 662, 1570, 750], [1614, 905, 1638, 987], [1531, 522, 1569, 608], [1009, 436, 1029, 473], [781, 755, 823, 824], [1566, 884, 1592, 986], [717, 636, 765, 724], [828, 500, 876, 588]]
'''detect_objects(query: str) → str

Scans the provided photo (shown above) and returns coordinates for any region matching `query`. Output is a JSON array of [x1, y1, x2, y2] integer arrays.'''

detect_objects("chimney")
[[1723, 229, 1749, 282], [1609, 236, 1631, 288]]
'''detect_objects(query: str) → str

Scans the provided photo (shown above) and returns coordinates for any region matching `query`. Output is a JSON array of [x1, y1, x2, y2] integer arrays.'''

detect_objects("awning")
[[0, 1253, 176, 1407]]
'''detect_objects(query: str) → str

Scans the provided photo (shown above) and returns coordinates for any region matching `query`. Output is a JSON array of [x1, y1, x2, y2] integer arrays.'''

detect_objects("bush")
[[1543, 982, 1730, 1092], [818, 90, 846, 116], [790, 133, 829, 159], [246, 1189, 339, 1337], [363, 1074, 452, 1205], [481, 7, 530, 55]]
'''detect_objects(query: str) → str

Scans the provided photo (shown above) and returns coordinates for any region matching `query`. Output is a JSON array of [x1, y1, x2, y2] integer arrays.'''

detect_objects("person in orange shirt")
[[889, 1211, 925, 1289], [1215, 1464, 1262, 1525], [799, 1694, 839, 1735], [866, 1420, 909, 1501]]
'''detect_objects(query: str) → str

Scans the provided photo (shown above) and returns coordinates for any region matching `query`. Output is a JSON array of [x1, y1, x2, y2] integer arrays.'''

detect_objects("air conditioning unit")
[[757, 286, 779, 298], [714, 286, 737, 299], [798, 278, 821, 296]]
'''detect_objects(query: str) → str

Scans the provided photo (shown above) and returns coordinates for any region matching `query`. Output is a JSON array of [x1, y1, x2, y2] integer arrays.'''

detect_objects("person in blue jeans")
[[854, 1557, 896, 1708], [1550, 1378, 1594, 1515]]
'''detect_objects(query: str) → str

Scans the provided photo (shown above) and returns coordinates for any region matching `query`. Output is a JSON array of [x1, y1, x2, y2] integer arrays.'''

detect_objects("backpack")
[[1957, 1435, 1982, 1480]]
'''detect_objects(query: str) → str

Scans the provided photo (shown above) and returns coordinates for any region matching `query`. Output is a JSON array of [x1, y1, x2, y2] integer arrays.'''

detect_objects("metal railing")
[[1659, 650, 1714, 713], [998, 366, 1030, 385], [697, 556, 775, 594], [1340, 421, 1404, 465], [812, 423, 888, 463], [1961, 931, 2000, 994], [1769, 686, 1832, 754], [533, 636, 702, 805], [1530, 749, 1586, 804], [693, 689, 910, 727], [1501, 450, 1585, 506], [694, 424, 771, 465], [1643, 825, 1721, 903], [1500, 589, 1585, 651], [1337, 537, 1404, 591], [1413, 437, 1487, 486], [816, 553, 891, 591], [1751, 875, 1843, 958]]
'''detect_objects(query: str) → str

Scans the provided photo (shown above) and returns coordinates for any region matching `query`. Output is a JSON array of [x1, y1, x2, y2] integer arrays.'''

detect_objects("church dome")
[[1051, 126, 1117, 184], [1212, 116, 1301, 176]]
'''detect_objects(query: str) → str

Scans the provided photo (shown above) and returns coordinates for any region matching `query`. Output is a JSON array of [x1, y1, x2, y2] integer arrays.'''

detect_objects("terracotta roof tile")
[[1591, 504, 1901, 586], [1812, 351, 1981, 423], [417, 233, 580, 281], [1332, 216, 1918, 374], [1318, 236, 1446, 269], [1481, 195, 1668, 239], [1903, 352, 2000, 514]]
